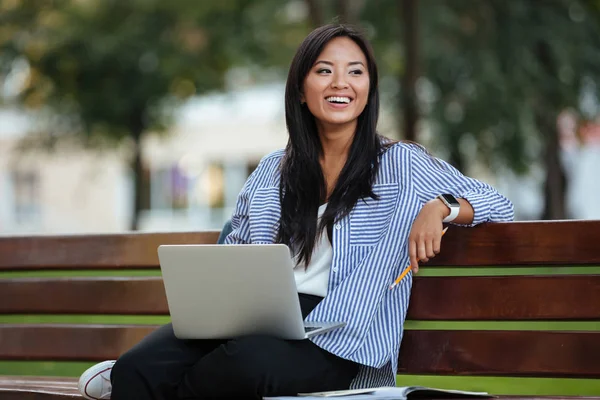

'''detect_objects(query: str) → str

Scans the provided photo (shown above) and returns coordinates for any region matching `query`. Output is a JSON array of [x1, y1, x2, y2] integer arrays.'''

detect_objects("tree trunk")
[[400, 0, 419, 142], [448, 137, 465, 172], [534, 40, 567, 220], [538, 113, 567, 220], [335, 0, 350, 23], [129, 111, 146, 231], [305, 0, 324, 28], [130, 131, 143, 231]]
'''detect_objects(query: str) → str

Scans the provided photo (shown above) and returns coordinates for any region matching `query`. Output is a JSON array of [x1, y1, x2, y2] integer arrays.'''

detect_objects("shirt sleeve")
[[407, 144, 515, 226], [224, 164, 260, 245]]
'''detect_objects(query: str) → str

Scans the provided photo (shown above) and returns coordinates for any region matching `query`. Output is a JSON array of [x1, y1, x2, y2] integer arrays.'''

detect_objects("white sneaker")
[[78, 360, 115, 400]]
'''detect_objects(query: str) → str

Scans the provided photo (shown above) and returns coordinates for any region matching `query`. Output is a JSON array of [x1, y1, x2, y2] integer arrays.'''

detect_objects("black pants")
[[110, 294, 359, 399]]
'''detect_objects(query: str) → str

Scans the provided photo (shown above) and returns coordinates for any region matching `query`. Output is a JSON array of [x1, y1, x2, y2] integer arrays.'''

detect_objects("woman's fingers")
[[426, 239, 435, 259], [409, 239, 419, 273], [418, 239, 428, 263], [433, 233, 442, 255], [410, 227, 446, 274]]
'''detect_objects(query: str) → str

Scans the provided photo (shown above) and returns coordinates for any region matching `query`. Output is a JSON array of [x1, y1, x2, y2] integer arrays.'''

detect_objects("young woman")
[[79, 24, 514, 400]]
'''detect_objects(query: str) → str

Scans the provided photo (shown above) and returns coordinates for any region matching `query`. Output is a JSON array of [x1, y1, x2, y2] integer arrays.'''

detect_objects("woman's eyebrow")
[[314, 60, 365, 67]]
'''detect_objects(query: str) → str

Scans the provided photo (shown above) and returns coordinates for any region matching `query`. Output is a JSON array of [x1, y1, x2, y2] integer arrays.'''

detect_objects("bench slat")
[[2, 275, 600, 320], [0, 391, 80, 400], [0, 376, 597, 400], [0, 377, 80, 399], [398, 330, 600, 378], [0, 325, 157, 361], [1, 325, 599, 378], [409, 275, 600, 320], [428, 220, 600, 266], [1, 221, 600, 271], [0, 278, 169, 315], [0, 232, 220, 271]]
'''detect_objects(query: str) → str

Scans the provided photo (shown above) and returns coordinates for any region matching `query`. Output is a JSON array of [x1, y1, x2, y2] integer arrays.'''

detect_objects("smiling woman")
[[302, 37, 370, 130], [280, 27, 383, 269], [78, 24, 514, 400]]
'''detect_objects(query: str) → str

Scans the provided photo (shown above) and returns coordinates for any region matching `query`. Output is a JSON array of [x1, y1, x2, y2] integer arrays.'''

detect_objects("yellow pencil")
[[389, 227, 448, 290]]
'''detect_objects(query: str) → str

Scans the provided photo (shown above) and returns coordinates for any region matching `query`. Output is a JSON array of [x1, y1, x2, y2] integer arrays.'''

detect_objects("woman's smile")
[[302, 36, 370, 131]]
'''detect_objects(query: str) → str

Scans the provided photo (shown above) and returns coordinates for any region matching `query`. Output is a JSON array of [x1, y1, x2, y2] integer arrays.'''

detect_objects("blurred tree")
[[305, 0, 325, 26], [304, 0, 363, 26], [399, 0, 419, 142], [3, 0, 597, 225], [419, 0, 600, 219], [339, 0, 600, 219], [0, 0, 307, 230]]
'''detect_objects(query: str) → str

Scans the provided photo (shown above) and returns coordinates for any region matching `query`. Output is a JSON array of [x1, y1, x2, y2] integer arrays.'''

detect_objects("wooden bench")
[[0, 220, 599, 399]]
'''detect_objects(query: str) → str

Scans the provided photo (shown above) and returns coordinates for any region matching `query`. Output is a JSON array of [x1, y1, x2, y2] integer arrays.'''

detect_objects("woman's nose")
[[331, 73, 349, 89]]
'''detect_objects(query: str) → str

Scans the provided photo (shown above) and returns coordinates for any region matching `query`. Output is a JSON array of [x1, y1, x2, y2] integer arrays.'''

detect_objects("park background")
[[1, 0, 599, 396]]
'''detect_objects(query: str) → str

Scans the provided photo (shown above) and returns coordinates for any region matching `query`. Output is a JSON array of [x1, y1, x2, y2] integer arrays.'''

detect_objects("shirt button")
[[335, 224, 341, 230], [332, 267, 338, 272]]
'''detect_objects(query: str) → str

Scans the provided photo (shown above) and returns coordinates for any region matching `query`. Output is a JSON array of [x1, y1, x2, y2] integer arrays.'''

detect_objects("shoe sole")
[[78, 360, 115, 400]]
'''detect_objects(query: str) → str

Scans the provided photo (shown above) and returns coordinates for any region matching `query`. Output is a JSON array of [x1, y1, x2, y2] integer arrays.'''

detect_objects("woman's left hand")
[[408, 199, 448, 274]]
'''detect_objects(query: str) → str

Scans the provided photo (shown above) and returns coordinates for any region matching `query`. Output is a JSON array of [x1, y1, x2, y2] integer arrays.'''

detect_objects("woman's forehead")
[[315, 37, 367, 65]]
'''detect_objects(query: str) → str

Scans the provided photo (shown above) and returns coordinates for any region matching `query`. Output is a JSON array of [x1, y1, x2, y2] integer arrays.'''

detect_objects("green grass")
[[1, 315, 598, 331], [0, 315, 171, 325], [1, 266, 599, 396], [395, 375, 600, 396], [1, 265, 599, 279], [0, 269, 162, 278]]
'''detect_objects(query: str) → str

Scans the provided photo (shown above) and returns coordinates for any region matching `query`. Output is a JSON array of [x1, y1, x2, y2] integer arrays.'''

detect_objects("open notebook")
[[265, 386, 495, 399]]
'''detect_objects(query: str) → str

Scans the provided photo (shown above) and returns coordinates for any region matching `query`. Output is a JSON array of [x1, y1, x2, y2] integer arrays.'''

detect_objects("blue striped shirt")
[[224, 142, 514, 388]]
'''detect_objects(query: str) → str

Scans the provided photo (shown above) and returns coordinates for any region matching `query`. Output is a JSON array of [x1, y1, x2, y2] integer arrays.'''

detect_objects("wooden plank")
[[1, 221, 600, 271], [427, 220, 600, 266], [0, 377, 80, 399], [2, 275, 600, 321], [0, 376, 596, 400], [398, 330, 600, 378], [0, 391, 80, 400], [0, 376, 78, 389], [0, 325, 158, 361], [407, 275, 600, 320], [2, 326, 600, 379], [0, 221, 600, 270], [0, 231, 220, 271], [0, 278, 169, 315]]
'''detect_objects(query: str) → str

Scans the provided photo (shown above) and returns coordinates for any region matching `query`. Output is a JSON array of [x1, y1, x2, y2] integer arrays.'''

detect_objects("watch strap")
[[437, 194, 460, 223], [442, 204, 460, 223]]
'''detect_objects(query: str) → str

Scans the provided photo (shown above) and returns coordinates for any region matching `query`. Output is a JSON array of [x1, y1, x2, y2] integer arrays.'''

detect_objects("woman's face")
[[302, 36, 370, 133]]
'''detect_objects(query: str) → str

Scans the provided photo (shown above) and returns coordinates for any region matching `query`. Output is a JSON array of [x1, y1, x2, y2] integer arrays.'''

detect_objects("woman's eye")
[[316, 68, 331, 74], [350, 69, 363, 75]]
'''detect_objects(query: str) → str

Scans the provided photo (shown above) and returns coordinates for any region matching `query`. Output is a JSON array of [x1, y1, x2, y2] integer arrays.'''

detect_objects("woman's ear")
[[300, 94, 306, 104]]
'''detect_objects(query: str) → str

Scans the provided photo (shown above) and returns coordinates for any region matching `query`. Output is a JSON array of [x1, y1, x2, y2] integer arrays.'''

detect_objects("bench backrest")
[[1, 221, 599, 379]]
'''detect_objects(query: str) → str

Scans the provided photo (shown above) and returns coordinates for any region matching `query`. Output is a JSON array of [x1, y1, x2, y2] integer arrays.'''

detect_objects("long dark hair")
[[277, 24, 383, 266]]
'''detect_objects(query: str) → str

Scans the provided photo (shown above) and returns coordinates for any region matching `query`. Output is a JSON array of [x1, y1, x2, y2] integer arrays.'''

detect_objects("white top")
[[294, 204, 332, 297]]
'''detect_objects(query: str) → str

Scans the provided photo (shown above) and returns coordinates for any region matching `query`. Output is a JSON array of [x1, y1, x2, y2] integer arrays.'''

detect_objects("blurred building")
[[0, 83, 288, 234], [1, 83, 599, 235]]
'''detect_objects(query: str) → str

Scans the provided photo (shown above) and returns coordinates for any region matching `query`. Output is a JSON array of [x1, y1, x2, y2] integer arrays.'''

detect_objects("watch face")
[[440, 194, 460, 206]]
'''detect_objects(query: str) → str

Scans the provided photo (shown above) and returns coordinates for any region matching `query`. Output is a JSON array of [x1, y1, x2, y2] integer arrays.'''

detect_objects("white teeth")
[[326, 96, 351, 104]]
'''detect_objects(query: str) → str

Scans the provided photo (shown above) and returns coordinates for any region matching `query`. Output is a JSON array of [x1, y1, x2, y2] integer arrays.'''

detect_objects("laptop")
[[157, 243, 346, 340]]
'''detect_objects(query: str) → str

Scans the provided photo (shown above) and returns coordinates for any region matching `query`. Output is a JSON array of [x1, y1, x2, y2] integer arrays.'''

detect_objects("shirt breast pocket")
[[249, 186, 281, 243], [350, 183, 399, 246]]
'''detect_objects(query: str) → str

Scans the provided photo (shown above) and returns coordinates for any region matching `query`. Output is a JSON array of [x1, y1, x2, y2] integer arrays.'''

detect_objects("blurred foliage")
[[3, 0, 235, 137], [419, 0, 600, 173], [416, 0, 600, 218], [0, 0, 309, 228], [351, 0, 600, 218], [1, 0, 600, 221]]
